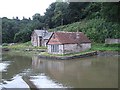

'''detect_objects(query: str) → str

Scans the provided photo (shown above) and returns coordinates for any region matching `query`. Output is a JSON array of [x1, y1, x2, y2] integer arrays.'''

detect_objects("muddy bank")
[[38, 51, 119, 60], [38, 51, 98, 60], [97, 51, 120, 56]]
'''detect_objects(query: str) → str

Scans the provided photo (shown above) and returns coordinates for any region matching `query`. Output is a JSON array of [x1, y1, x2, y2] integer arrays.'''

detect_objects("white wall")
[[37, 37, 40, 46], [48, 43, 91, 54], [47, 45, 51, 53], [31, 36, 37, 46], [43, 40, 48, 47], [47, 45, 64, 54]]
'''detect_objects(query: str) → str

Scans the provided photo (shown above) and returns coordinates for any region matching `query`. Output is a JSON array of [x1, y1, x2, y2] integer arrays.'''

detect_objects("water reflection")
[[31, 55, 118, 88], [2, 54, 32, 80], [1, 52, 118, 88]]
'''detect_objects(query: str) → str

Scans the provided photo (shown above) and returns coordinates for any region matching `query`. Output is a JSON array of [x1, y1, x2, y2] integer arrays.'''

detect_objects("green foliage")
[[14, 28, 32, 43], [23, 41, 32, 46], [2, 2, 119, 43], [2, 43, 8, 46], [91, 43, 120, 51], [104, 44, 120, 47], [3, 41, 47, 51], [101, 2, 120, 22], [2, 17, 20, 43], [50, 18, 120, 43], [2, 13, 44, 43]]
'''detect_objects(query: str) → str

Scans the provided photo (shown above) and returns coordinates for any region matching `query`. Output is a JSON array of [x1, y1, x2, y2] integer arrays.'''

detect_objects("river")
[[0, 51, 118, 89]]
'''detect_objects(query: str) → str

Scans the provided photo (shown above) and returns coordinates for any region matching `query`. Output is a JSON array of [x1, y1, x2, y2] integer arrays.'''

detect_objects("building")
[[31, 30, 53, 47], [105, 38, 120, 44], [47, 32, 91, 54], [43, 32, 53, 46]]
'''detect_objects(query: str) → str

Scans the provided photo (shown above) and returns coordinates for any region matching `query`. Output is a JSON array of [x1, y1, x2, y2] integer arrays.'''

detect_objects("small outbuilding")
[[31, 30, 53, 47], [105, 38, 120, 44], [47, 32, 91, 54]]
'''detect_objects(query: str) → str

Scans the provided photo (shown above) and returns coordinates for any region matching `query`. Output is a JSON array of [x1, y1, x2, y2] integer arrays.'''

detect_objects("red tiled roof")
[[48, 32, 91, 45]]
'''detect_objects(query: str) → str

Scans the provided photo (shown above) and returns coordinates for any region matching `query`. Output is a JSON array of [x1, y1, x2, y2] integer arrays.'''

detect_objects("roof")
[[43, 32, 53, 40], [34, 30, 48, 37], [48, 32, 91, 45]]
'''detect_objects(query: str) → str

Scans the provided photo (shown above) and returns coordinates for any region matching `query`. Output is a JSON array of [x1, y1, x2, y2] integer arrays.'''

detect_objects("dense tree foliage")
[[2, 2, 120, 43], [101, 2, 120, 22]]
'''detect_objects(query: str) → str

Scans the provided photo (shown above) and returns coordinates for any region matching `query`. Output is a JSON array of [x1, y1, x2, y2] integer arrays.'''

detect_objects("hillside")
[[2, 2, 120, 43], [49, 18, 120, 43]]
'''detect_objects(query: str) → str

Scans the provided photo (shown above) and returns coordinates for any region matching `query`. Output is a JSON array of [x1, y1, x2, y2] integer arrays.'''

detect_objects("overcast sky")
[[0, 0, 56, 19]]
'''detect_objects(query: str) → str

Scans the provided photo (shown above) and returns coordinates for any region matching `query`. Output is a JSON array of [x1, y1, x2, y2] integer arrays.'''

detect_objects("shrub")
[[49, 18, 120, 43], [2, 43, 8, 46]]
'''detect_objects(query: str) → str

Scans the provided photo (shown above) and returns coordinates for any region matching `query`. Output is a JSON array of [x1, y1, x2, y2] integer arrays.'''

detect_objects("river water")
[[0, 51, 118, 89]]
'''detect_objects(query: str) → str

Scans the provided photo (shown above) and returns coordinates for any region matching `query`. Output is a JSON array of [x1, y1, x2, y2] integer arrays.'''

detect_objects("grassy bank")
[[40, 43, 120, 57], [3, 50, 38, 57], [91, 43, 120, 51], [40, 50, 96, 57], [2, 42, 119, 57], [2, 42, 45, 57], [3, 42, 120, 52], [2, 41, 47, 51]]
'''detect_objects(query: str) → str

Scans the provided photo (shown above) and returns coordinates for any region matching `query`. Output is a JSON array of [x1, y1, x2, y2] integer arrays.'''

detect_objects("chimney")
[[76, 30, 79, 39], [43, 29, 47, 37]]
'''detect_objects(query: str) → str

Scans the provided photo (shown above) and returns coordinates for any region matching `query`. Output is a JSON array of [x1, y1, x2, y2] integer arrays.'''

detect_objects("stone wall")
[[81, 43, 91, 51], [63, 43, 91, 54], [105, 38, 120, 44], [63, 44, 80, 54]]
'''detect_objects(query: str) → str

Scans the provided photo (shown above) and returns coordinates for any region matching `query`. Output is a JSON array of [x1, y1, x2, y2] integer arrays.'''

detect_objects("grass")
[[3, 50, 38, 57], [2, 42, 119, 58], [2, 41, 47, 51], [40, 50, 96, 57], [91, 43, 120, 51], [40, 43, 120, 57]]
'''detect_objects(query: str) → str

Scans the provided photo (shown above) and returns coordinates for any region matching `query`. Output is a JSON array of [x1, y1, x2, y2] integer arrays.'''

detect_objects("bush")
[[104, 44, 120, 47], [2, 43, 8, 46], [50, 18, 120, 43]]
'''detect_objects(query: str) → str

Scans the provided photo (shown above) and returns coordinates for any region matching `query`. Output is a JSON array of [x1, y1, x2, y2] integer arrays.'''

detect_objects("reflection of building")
[[32, 56, 45, 73], [31, 56, 93, 87], [32, 56, 93, 75], [32, 56, 65, 74], [31, 55, 118, 88]]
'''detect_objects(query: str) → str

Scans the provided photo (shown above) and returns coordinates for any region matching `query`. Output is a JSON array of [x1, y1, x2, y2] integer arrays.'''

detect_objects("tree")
[[52, 2, 69, 27], [32, 13, 45, 29], [44, 2, 56, 28], [14, 28, 32, 43], [2, 17, 20, 43], [101, 2, 120, 22], [68, 2, 90, 23]]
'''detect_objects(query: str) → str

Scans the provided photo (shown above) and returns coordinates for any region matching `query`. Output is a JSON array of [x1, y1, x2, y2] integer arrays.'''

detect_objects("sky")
[[0, 0, 56, 19]]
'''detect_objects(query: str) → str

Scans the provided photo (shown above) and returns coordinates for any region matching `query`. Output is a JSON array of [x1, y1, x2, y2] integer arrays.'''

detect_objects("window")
[[51, 45, 59, 52]]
